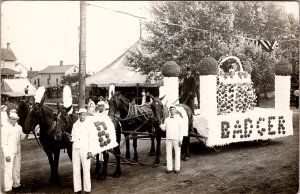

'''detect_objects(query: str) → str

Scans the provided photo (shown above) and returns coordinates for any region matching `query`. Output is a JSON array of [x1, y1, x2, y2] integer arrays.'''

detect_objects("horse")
[[149, 96, 194, 161], [53, 106, 122, 179], [23, 100, 72, 185], [108, 92, 164, 167]]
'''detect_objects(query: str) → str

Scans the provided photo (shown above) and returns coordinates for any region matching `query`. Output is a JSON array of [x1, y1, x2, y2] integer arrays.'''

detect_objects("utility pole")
[[78, 1, 86, 108]]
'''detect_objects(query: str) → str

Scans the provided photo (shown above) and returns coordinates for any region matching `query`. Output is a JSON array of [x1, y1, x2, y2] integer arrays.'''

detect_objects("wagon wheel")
[[212, 146, 223, 152], [258, 139, 270, 146]]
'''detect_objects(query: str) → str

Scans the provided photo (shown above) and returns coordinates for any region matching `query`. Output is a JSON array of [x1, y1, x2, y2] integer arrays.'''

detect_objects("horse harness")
[[29, 104, 59, 150]]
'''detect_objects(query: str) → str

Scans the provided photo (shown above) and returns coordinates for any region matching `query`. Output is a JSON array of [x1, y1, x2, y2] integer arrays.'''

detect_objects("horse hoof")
[[132, 158, 138, 162], [183, 156, 190, 161], [113, 173, 121, 178], [148, 152, 155, 156], [152, 163, 159, 168], [97, 175, 107, 180]]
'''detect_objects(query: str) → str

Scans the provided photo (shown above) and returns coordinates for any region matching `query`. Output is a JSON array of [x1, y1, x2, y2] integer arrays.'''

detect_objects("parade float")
[[160, 56, 293, 149]]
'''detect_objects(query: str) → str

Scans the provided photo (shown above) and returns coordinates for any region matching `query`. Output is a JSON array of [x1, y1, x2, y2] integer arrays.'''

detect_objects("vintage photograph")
[[0, 1, 299, 193]]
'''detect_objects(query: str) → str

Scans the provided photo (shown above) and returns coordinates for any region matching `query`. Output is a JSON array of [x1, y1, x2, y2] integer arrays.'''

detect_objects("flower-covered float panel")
[[205, 108, 293, 147]]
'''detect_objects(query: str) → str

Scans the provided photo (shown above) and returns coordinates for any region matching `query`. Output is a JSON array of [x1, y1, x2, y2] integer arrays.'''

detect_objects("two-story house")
[[29, 61, 79, 88], [1, 43, 20, 82]]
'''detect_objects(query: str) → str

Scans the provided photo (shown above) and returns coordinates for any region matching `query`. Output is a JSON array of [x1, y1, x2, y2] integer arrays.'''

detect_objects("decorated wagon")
[[160, 56, 293, 151]]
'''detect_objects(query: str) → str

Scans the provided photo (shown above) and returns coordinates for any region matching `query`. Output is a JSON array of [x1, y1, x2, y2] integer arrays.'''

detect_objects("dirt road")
[[1, 108, 298, 194]]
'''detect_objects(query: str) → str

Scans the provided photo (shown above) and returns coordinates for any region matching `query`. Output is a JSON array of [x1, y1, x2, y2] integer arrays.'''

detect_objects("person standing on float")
[[180, 66, 196, 114]]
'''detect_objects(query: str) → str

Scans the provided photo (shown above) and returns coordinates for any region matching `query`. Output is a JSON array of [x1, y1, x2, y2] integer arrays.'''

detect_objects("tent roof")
[[86, 39, 162, 88], [1, 79, 37, 97]]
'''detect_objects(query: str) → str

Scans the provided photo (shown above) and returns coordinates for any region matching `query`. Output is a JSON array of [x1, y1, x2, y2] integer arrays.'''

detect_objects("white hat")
[[77, 108, 87, 114], [9, 112, 19, 119], [97, 101, 105, 106]]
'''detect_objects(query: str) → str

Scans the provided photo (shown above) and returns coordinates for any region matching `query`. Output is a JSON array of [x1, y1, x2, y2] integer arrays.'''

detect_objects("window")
[[74, 68, 76, 73], [56, 78, 58, 85], [34, 80, 36, 85]]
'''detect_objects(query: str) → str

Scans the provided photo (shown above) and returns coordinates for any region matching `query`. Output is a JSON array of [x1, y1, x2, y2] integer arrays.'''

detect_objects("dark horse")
[[108, 92, 164, 167], [23, 100, 72, 185], [150, 97, 194, 161], [53, 106, 122, 179]]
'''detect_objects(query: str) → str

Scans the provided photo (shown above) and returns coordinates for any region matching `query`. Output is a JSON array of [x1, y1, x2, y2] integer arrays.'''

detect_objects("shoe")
[[174, 170, 180, 174], [75, 191, 81, 194], [12, 183, 21, 188], [166, 170, 172, 174]]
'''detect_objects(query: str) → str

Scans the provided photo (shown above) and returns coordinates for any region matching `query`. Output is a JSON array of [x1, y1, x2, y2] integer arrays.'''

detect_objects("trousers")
[[72, 148, 91, 192], [3, 147, 21, 192], [166, 139, 181, 171]]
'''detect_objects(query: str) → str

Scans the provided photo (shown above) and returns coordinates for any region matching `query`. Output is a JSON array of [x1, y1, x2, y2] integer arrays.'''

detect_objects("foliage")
[[126, 1, 299, 91], [197, 57, 218, 75], [274, 60, 292, 76], [161, 61, 181, 77], [60, 73, 91, 85]]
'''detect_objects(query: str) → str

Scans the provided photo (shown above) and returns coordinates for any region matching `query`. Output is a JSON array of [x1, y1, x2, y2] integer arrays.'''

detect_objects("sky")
[[1, 1, 299, 74]]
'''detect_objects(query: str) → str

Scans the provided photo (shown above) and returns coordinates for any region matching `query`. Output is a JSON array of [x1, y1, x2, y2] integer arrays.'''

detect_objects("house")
[[29, 61, 79, 88], [1, 42, 20, 82], [15, 63, 29, 78]]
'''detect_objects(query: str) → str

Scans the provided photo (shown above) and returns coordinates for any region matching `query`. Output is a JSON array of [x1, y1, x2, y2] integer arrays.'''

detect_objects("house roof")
[[15, 63, 29, 70], [1, 48, 17, 61], [1, 68, 20, 75], [27, 71, 39, 78], [39, 64, 76, 74], [86, 39, 161, 88]]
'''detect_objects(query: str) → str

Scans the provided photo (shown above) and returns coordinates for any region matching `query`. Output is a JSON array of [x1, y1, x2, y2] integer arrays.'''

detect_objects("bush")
[[197, 57, 218, 75], [274, 60, 292, 76], [162, 61, 181, 77]]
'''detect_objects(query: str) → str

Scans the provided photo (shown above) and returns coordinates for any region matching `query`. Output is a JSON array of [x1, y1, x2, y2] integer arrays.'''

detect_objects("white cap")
[[9, 112, 19, 119], [97, 101, 105, 106], [77, 108, 87, 114]]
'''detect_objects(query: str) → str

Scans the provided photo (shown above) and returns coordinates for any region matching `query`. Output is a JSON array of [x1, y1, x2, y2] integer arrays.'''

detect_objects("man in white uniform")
[[95, 100, 108, 116], [160, 105, 184, 174], [71, 108, 94, 194], [1, 112, 27, 192]]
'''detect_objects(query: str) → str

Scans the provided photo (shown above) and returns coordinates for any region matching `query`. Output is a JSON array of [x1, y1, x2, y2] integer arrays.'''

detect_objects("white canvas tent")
[[86, 39, 162, 88], [1, 79, 37, 97]]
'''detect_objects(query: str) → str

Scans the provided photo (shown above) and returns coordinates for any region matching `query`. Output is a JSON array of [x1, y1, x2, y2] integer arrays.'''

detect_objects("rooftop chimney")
[[60, 60, 63, 66], [7, 42, 10, 50]]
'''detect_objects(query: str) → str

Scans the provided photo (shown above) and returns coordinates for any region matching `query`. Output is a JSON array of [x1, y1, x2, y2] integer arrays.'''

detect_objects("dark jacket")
[[181, 75, 196, 100]]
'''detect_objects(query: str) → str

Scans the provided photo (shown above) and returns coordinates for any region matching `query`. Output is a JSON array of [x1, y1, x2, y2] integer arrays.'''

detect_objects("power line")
[[86, 2, 297, 43]]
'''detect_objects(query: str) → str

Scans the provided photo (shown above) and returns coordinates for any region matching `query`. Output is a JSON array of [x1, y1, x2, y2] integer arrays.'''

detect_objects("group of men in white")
[[1, 93, 187, 193], [1, 105, 27, 193]]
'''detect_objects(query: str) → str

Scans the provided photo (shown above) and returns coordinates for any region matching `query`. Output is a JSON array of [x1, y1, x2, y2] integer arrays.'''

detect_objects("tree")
[[60, 73, 90, 85], [126, 1, 299, 95]]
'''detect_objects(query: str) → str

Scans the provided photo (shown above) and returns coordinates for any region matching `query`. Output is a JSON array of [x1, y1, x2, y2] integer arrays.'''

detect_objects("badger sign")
[[90, 115, 118, 153]]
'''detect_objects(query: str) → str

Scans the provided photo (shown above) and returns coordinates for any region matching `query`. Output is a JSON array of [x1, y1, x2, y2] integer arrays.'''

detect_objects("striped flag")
[[247, 39, 279, 52]]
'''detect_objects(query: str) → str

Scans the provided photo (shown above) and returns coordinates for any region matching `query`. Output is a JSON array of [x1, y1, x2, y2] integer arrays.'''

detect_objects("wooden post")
[[78, 1, 86, 108]]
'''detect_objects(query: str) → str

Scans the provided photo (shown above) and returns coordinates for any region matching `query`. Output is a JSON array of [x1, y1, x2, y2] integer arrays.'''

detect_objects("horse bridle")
[[29, 104, 59, 150]]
